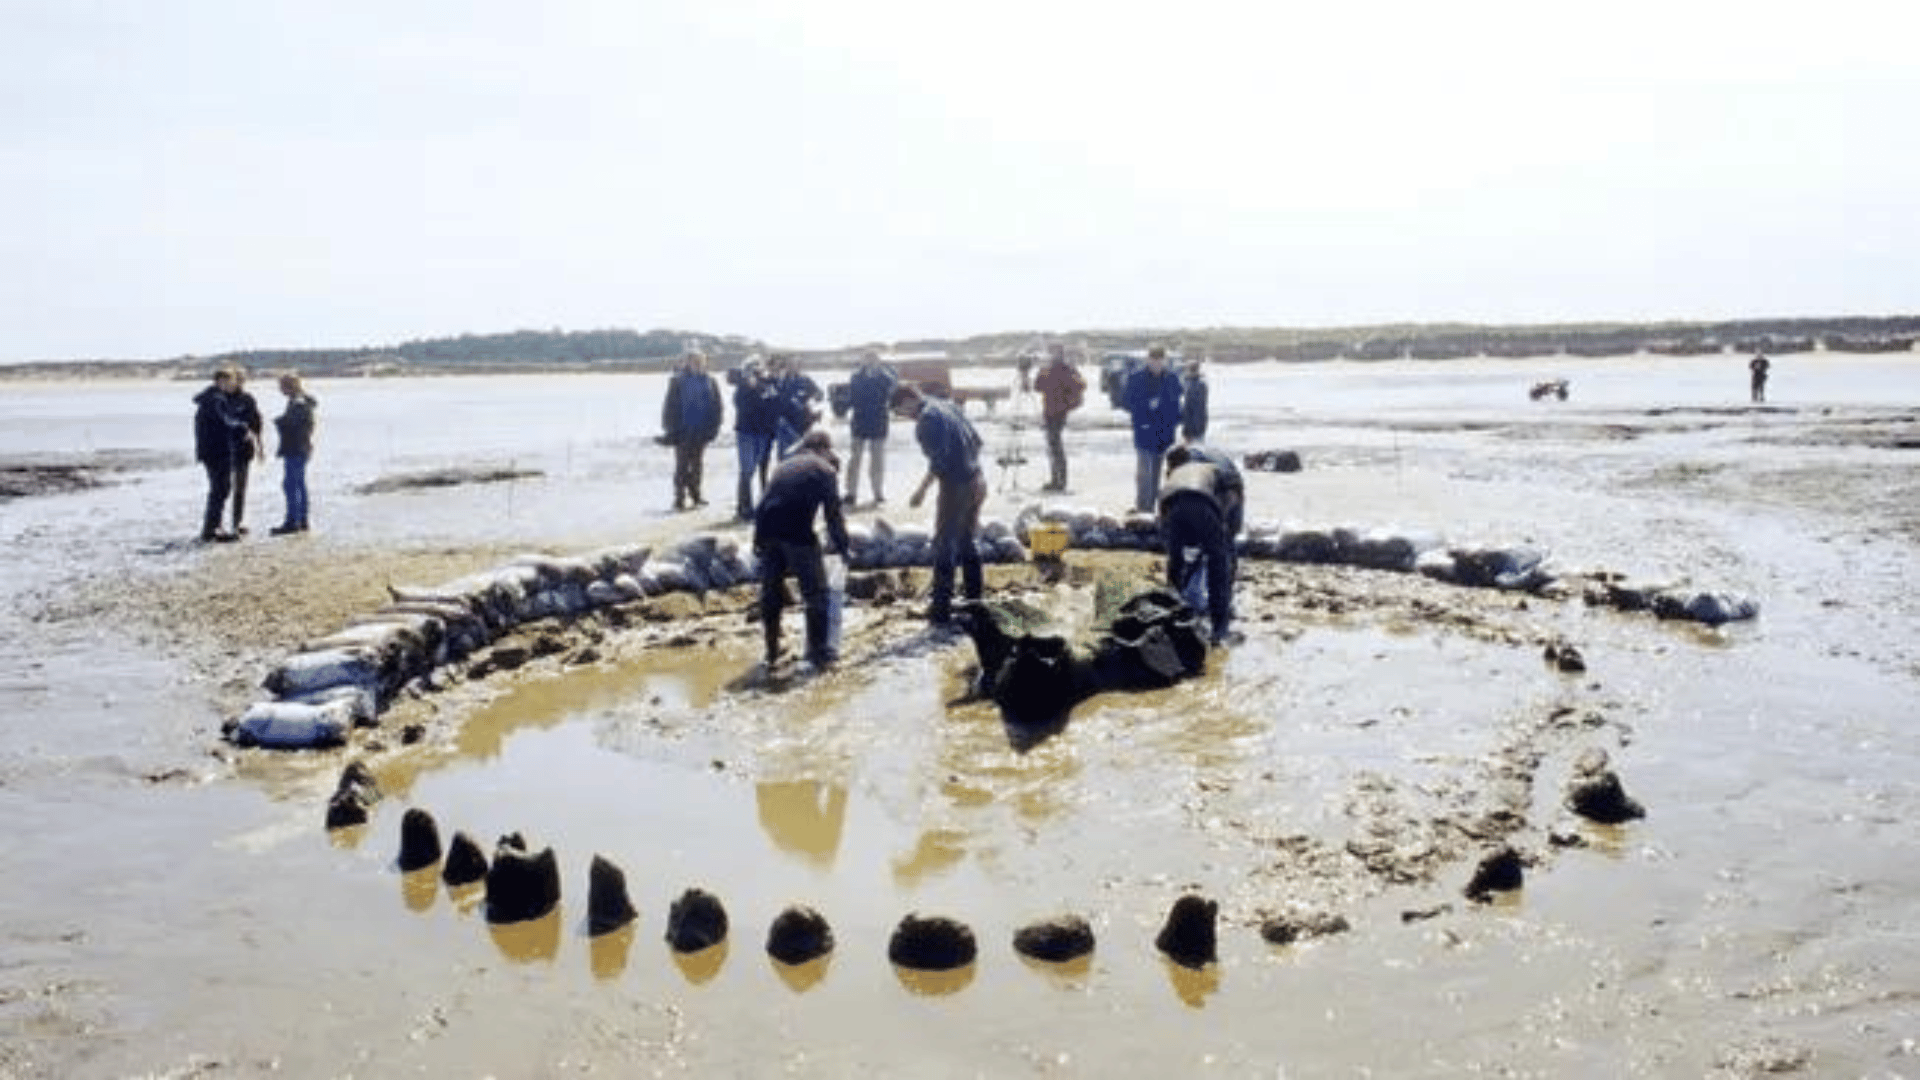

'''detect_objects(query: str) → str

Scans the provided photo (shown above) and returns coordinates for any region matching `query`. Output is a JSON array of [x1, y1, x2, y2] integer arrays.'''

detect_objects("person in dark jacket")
[[753, 429, 851, 669], [730, 357, 780, 520], [1124, 346, 1183, 513], [1032, 342, 1087, 492], [904, 385, 986, 626], [662, 350, 724, 510], [192, 366, 249, 542], [270, 371, 318, 535], [770, 354, 823, 458], [1157, 442, 1245, 644], [1180, 356, 1210, 442], [844, 352, 898, 506], [223, 369, 266, 534]]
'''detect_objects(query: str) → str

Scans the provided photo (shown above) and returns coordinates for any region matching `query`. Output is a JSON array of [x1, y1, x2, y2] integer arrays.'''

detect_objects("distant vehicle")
[[827, 357, 1013, 418], [1529, 379, 1570, 401]]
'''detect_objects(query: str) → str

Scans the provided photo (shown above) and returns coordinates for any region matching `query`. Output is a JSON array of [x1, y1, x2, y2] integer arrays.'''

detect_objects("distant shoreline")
[[2, 316, 1914, 380]]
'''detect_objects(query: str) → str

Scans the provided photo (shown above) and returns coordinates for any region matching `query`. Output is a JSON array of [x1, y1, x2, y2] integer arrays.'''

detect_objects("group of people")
[[741, 342, 1236, 671], [192, 366, 316, 542], [748, 360, 989, 671]]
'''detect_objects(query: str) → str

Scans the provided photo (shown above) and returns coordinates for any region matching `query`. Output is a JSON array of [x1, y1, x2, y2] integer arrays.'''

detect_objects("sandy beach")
[[2, 355, 1917, 1078]]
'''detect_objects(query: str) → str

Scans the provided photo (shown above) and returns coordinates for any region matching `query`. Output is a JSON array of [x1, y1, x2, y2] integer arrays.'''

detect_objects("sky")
[[3, 0, 1917, 361]]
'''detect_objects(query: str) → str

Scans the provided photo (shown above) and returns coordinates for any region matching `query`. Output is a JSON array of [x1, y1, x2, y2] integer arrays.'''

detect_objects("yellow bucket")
[[1028, 521, 1071, 558]]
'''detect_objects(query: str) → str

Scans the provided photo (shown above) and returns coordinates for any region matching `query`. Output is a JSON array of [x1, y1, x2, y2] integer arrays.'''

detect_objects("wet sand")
[[2, 359, 1917, 1077]]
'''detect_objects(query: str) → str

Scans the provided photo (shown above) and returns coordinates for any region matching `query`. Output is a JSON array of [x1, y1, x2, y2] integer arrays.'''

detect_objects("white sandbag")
[[231, 700, 352, 749], [265, 648, 378, 698], [284, 683, 377, 726]]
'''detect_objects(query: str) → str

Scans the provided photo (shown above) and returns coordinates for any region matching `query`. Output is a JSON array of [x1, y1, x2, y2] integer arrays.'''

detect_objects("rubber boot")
[[805, 608, 834, 668], [762, 616, 783, 668]]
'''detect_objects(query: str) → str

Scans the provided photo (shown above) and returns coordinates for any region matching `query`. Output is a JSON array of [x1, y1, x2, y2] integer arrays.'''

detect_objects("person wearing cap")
[[661, 350, 724, 511], [1180, 355, 1210, 442], [1157, 442, 1245, 644], [730, 357, 780, 519], [844, 351, 899, 506], [903, 384, 986, 626], [1032, 342, 1087, 492], [753, 429, 851, 668], [1124, 345, 1183, 513]]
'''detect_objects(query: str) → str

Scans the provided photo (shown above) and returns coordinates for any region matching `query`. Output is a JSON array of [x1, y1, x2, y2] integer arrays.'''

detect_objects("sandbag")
[[230, 700, 352, 749]]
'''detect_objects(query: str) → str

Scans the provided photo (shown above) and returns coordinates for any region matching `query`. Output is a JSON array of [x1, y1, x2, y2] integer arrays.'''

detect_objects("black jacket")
[[753, 451, 849, 555], [193, 386, 246, 466]]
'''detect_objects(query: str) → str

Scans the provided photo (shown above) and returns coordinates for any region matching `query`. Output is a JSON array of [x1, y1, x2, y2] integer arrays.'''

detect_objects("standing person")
[[191, 366, 248, 542], [269, 371, 317, 535], [753, 430, 851, 669], [730, 358, 780, 520], [223, 369, 266, 535], [662, 349, 724, 511], [1032, 342, 1087, 493], [904, 385, 986, 626], [1124, 346, 1183, 513], [1749, 353, 1772, 403], [844, 351, 899, 506], [1180, 356, 1210, 442], [1157, 443, 1245, 645], [770, 354, 823, 458]]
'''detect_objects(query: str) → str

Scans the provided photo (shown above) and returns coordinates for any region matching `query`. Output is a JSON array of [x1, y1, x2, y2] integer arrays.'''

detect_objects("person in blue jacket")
[[1124, 345, 1183, 513], [904, 384, 986, 627], [843, 352, 899, 506], [662, 349, 724, 511]]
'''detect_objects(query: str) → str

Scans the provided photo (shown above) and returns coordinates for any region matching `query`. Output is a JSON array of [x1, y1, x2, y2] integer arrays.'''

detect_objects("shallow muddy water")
[[2, 355, 1917, 1077]]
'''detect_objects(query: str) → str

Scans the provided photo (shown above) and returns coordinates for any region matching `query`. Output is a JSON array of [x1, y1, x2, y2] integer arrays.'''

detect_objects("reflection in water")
[[447, 882, 485, 916], [891, 828, 969, 887], [400, 867, 440, 913], [488, 911, 562, 964], [771, 955, 832, 993], [327, 824, 366, 851], [1163, 958, 1220, 1009], [589, 924, 636, 981], [754, 780, 848, 869], [1017, 952, 1094, 989], [671, 940, 728, 985], [893, 962, 977, 997]]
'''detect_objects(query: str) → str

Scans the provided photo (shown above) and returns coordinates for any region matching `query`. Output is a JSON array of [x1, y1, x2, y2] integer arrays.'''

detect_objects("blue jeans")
[[1135, 447, 1168, 514], [735, 431, 773, 517], [280, 454, 309, 527]]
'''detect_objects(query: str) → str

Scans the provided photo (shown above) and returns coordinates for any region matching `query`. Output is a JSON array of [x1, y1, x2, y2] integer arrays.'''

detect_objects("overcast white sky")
[[4, 0, 1916, 360]]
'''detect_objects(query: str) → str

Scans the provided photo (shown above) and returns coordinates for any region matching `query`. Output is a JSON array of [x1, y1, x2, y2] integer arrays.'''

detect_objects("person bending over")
[[753, 429, 850, 668], [1157, 442, 1245, 645]]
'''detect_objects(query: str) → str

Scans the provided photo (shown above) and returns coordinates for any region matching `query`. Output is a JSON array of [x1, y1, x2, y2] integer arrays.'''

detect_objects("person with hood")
[[269, 371, 317, 535], [753, 429, 851, 669], [661, 349, 724, 510], [223, 368, 266, 535], [191, 366, 250, 542], [729, 357, 780, 519], [843, 351, 899, 506], [770, 354, 823, 458], [1124, 345, 1183, 513], [1180, 356, 1210, 442], [1032, 342, 1087, 492], [903, 384, 986, 627], [1157, 442, 1245, 645]]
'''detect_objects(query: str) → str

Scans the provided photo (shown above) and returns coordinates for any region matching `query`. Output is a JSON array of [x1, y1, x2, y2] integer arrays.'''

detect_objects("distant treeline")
[[5, 316, 1916, 381]]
